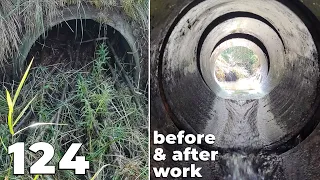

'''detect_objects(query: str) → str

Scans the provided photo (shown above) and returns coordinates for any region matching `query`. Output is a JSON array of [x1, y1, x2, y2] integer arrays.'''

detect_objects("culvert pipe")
[[14, 4, 145, 86], [151, 0, 320, 179]]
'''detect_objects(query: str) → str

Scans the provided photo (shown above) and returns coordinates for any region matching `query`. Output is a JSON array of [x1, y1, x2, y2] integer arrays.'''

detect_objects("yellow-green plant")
[[33, 174, 40, 180], [5, 58, 36, 135]]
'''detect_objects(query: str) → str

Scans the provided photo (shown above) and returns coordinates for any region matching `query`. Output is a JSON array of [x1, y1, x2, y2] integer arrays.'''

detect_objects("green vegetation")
[[0, 44, 148, 179], [220, 46, 259, 75], [216, 46, 261, 82], [5, 59, 35, 135]]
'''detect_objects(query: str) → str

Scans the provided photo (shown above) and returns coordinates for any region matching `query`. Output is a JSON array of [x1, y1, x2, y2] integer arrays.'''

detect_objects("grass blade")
[[0, 137, 8, 153], [13, 95, 36, 126], [90, 164, 110, 180], [33, 174, 40, 180], [13, 57, 33, 105], [13, 123, 68, 136], [5, 89, 14, 135]]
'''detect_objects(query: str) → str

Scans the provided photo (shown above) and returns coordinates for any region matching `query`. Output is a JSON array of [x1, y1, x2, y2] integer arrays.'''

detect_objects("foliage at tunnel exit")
[[216, 46, 261, 82], [220, 46, 259, 74]]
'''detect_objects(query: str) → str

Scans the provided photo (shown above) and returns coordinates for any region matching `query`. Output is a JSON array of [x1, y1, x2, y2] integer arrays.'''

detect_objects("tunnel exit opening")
[[214, 46, 262, 94], [207, 37, 269, 99]]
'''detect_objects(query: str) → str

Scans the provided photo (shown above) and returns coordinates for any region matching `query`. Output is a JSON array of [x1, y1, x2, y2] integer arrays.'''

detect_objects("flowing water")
[[221, 152, 283, 180], [224, 153, 263, 180]]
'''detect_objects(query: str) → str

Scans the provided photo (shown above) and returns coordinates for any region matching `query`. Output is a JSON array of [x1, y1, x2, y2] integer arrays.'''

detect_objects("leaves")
[[33, 174, 40, 180], [6, 89, 14, 135], [5, 58, 34, 135], [13, 57, 34, 105]]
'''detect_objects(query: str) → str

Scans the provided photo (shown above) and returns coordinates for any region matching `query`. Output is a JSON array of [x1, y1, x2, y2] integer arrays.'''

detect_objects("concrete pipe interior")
[[158, 0, 320, 151], [152, 0, 320, 178]]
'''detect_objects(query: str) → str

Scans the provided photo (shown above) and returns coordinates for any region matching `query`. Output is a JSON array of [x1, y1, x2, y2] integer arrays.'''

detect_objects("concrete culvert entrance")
[[26, 19, 135, 82], [10, 4, 144, 87], [151, 0, 320, 179]]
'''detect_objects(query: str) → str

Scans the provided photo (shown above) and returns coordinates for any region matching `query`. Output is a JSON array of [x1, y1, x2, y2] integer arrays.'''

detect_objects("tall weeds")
[[0, 44, 148, 179]]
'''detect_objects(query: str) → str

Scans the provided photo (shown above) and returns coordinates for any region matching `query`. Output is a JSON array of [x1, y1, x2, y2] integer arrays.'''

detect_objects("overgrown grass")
[[0, 44, 148, 179]]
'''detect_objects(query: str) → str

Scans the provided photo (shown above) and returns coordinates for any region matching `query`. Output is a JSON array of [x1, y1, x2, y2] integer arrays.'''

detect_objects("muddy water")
[[221, 152, 283, 180], [224, 153, 263, 180]]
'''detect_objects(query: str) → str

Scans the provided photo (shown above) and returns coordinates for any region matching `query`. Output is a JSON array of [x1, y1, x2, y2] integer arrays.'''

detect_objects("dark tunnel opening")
[[26, 19, 135, 82]]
